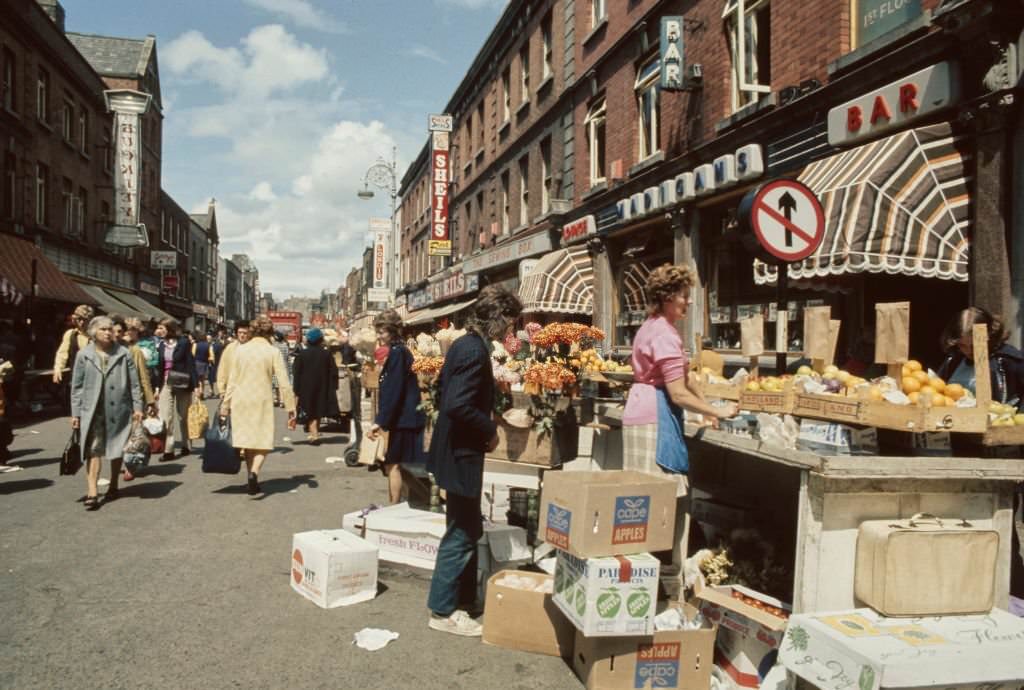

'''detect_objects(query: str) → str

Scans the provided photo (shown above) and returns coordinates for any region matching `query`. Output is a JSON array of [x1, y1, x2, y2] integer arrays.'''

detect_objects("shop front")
[[404, 265, 479, 330], [462, 229, 556, 299]]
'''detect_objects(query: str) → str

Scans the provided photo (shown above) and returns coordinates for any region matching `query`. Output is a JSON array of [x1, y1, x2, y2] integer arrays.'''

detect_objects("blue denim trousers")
[[427, 492, 482, 616]]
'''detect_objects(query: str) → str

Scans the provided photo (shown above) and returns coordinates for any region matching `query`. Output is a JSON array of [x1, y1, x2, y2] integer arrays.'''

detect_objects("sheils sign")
[[616, 144, 764, 222], [827, 61, 958, 146]]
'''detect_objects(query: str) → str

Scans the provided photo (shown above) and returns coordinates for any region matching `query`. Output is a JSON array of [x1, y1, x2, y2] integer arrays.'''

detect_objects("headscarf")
[[306, 327, 323, 345]]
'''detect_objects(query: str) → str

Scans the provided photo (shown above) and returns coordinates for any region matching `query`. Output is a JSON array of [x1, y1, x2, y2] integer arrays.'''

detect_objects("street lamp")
[[357, 146, 399, 302]]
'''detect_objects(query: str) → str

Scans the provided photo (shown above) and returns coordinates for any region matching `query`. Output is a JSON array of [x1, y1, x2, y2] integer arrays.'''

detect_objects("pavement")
[[0, 400, 580, 690]]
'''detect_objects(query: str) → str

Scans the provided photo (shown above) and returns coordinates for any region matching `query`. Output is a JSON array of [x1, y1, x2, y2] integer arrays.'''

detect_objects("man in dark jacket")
[[426, 286, 522, 637]]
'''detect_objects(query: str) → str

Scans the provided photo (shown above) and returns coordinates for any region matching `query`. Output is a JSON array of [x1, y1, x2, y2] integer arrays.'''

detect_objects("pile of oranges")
[[899, 360, 967, 407]]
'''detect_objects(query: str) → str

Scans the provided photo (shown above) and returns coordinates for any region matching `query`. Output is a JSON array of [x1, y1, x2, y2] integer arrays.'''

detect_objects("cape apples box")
[[779, 608, 1024, 690], [553, 550, 660, 637], [290, 529, 378, 609], [539, 470, 677, 558], [695, 585, 791, 689], [482, 570, 574, 657], [573, 604, 716, 690]]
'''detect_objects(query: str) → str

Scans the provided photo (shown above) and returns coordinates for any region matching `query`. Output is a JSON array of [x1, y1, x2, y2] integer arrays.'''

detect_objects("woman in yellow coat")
[[221, 315, 296, 494]]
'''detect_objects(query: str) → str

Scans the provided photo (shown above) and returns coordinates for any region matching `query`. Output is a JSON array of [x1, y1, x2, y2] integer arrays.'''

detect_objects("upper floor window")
[[2, 48, 16, 112], [519, 44, 530, 104], [476, 101, 485, 151], [518, 155, 529, 227], [36, 68, 49, 122], [3, 153, 16, 220], [542, 14, 553, 80], [35, 163, 48, 226], [540, 137, 552, 214], [635, 59, 661, 161], [585, 99, 606, 186], [78, 109, 88, 154], [62, 96, 73, 142], [723, 0, 772, 112], [591, 0, 607, 28], [501, 67, 511, 122], [500, 171, 510, 235]]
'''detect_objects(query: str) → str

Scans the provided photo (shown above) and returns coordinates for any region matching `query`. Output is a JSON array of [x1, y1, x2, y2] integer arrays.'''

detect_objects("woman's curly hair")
[[251, 315, 276, 339], [645, 264, 695, 316], [373, 310, 404, 342], [940, 307, 1007, 353]]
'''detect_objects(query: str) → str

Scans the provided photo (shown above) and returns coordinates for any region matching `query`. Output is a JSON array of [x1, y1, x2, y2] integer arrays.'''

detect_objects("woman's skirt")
[[383, 428, 425, 465], [621, 422, 688, 498]]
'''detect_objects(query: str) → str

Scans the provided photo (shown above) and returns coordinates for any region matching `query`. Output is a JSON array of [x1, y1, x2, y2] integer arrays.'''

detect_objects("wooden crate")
[[982, 424, 1024, 447], [739, 387, 795, 414], [488, 417, 579, 467], [793, 392, 863, 425], [702, 381, 741, 401]]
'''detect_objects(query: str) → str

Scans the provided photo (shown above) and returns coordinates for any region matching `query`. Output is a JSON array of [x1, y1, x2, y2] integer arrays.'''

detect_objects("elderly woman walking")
[[367, 310, 425, 505], [221, 315, 296, 495], [70, 316, 144, 509], [292, 327, 338, 445]]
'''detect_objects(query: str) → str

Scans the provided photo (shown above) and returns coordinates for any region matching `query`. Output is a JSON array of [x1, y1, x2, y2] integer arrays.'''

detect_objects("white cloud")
[[241, 0, 348, 34], [247, 181, 276, 202], [435, 0, 507, 9], [409, 45, 446, 65]]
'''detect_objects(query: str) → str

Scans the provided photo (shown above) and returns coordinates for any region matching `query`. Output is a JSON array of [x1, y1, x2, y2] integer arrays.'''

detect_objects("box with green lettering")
[[553, 550, 660, 637]]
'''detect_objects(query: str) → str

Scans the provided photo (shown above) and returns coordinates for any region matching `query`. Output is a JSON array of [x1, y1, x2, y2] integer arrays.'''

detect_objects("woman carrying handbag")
[[154, 319, 198, 461]]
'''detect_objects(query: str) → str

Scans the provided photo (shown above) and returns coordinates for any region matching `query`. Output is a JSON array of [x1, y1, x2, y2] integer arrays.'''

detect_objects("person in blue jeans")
[[425, 286, 522, 637]]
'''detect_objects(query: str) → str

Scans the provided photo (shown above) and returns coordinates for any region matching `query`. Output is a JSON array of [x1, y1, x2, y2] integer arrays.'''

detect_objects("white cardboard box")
[[779, 608, 1024, 690], [797, 419, 878, 456], [290, 530, 378, 608], [553, 550, 660, 637]]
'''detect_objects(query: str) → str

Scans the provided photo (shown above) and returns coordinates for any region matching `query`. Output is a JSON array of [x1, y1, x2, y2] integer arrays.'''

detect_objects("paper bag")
[[740, 315, 764, 357], [803, 306, 832, 360], [874, 302, 910, 364], [358, 430, 388, 466]]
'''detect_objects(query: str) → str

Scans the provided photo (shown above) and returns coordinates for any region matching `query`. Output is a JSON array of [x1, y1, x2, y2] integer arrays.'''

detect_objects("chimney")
[[37, 0, 66, 32]]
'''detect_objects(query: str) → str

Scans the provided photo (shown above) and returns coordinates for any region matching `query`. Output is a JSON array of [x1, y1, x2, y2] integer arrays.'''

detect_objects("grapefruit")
[[912, 370, 930, 384], [945, 383, 966, 401], [902, 377, 922, 394], [905, 360, 923, 372]]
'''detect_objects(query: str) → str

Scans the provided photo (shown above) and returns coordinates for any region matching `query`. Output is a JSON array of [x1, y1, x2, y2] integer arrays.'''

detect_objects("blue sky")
[[60, 0, 507, 296]]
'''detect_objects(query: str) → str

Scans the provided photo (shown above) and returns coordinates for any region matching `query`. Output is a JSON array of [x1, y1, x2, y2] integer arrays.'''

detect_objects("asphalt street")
[[0, 401, 580, 690]]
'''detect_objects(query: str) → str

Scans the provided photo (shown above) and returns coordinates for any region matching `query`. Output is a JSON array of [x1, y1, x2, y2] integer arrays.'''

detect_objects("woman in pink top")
[[622, 265, 737, 566]]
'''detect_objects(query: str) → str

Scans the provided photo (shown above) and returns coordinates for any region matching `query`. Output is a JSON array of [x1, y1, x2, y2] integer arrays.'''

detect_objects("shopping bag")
[[123, 421, 151, 471], [358, 430, 388, 466], [59, 428, 82, 476], [142, 414, 166, 454], [187, 398, 210, 440], [201, 416, 240, 474]]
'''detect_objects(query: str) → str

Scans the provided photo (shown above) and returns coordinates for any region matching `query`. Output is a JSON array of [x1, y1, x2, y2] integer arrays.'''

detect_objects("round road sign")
[[749, 179, 825, 262]]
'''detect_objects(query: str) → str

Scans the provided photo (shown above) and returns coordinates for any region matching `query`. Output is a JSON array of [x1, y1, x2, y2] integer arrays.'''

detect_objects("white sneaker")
[[428, 610, 483, 637]]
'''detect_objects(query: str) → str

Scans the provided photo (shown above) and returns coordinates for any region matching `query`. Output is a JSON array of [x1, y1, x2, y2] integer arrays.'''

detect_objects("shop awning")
[[405, 298, 476, 327], [73, 283, 150, 321], [754, 123, 970, 286], [519, 245, 594, 314], [0, 234, 96, 306], [621, 262, 654, 313], [108, 290, 174, 322]]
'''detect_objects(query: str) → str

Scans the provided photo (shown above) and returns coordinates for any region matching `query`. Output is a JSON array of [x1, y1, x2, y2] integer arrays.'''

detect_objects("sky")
[[60, 0, 508, 298]]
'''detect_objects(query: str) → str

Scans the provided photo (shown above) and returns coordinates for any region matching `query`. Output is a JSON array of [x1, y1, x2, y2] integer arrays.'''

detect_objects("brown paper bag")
[[740, 315, 765, 357], [358, 430, 388, 466], [874, 302, 910, 364], [803, 306, 832, 360]]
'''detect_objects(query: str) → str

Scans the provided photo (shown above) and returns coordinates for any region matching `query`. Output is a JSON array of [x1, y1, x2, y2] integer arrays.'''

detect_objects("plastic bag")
[[756, 413, 799, 450], [123, 422, 151, 470]]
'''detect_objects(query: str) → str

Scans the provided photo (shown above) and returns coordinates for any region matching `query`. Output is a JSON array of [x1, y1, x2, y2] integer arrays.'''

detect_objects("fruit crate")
[[982, 424, 1024, 447], [701, 380, 741, 401], [739, 382, 795, 414]]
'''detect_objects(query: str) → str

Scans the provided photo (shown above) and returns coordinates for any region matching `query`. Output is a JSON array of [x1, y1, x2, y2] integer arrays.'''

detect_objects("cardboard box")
[[290, 529, 378, 608], [482, 570, 574, 657], [695, 585, 790, 689], [478, 524, 533, 600], [797, 419, 878, 456], [490, 417, 579, 467], [539, 470, 678, 558], [573, 605, 717, 690], [553, 550, 660, 637], [481, 458, 542, 522], [779, 608, 1024, 690]]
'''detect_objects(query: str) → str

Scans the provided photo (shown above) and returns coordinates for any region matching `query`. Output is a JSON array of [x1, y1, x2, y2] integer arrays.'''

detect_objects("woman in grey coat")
[[70, 316, 144, 509]]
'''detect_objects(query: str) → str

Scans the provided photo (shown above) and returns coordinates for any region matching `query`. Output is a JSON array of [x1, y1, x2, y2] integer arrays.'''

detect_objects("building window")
[[3, 153, 15, 219], [635, 58, 661, 161], [501, 67, 511, 122], [585, 99, 606, 185], [542, 13, 553, 80], [34, 163, 47, 226], [519, 44, 530, 103], [36, 68, 49, 122], [78, 187, 87, 238], [591, 0, 607, 27], [476, 101, 485, 151], [518, 155, 529, 227], [2, 48, 15, 112], [62, 177, 73, 235], [540, 137, 552, 214], [78, 110, 88, 154], [160, 210, 167, 243], [500, 171, 510, 235], [723, 0, 772, 111]]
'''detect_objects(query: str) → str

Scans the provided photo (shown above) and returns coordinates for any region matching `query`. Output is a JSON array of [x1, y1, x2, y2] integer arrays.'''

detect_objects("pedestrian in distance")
[[70, 316, 144, 510], [155, 319, 198, 461], [120, 317, 159, 481], [425, 286, 522, 637], [52, 304, 94, 385], [272, 332, 292, 407], [292, 327, 338, 446], [367, 310, 425, 505], [220, 315, 296, 495], [216, 320, 250, 398], [193, 332, 216, 399], [209, 331, 226, 397]]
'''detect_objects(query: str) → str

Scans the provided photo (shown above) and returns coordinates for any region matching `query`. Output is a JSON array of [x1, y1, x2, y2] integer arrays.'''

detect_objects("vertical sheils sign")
[[428, 114, 453, 257], [103, 89, 152, 247], [369, 217, 390, 290], [660, 17, 685, 91]]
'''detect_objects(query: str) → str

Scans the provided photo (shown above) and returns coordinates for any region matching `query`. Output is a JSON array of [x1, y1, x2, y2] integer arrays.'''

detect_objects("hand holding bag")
[[60, 428, 82, 476], [201, 416, 240, 474], [358, 430, 388, 466]]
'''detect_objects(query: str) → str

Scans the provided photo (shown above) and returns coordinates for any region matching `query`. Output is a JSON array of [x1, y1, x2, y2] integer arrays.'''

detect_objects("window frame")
[[36, 68, 49, 122], [519, 43, 530, 105], [591, 0, 607, 28], [35, 163, 48, 226], [61, 95, 74, 142], [3, 153, 16, 219], [540, 137, 552, 214], [723, 0, 772, 112], [500, 170, 510, 235], [501, 67, 511, 123], [518, 155, 529, 227], [78, 109, 88, 154], [542, 14, 554, 80], [2, 48, 15, 112], [77, 186, 87, 238], [585, 99, 607, 186], [634, 58, 661, 161]]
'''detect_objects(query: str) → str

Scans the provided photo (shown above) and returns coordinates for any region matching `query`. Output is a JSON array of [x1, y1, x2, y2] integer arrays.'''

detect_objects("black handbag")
[[166, 370, 192, 390], [60, 428, 82, 476], [201, 417, 240, 475]]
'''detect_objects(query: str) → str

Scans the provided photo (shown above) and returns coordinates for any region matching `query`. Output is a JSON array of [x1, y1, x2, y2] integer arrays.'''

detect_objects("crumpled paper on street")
[[353, 628, 399, 651]]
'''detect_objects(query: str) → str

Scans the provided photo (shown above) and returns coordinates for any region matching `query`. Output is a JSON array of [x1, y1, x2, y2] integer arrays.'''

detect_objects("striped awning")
[[754, 123, 971, 286], [621, 262, 654, 313], [519, 245, 594, 314]]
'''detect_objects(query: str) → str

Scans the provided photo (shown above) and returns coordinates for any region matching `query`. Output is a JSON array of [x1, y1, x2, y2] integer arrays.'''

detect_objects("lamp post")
[[357, 146, 399, 303]]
